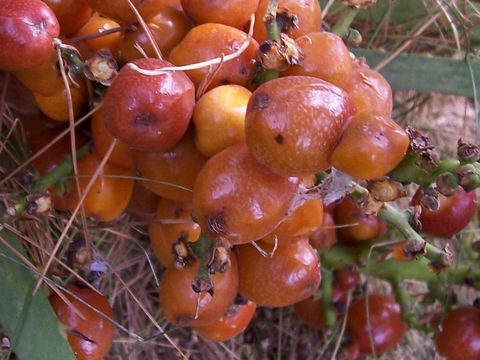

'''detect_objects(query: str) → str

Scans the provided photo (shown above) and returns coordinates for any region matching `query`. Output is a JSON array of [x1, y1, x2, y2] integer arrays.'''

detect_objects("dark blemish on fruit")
[[133, 112, 155, 127], [239, 67, 248, 75], [305, 282, 317, 292], [207, 212, 228, 236], [252, 92, 270, 111], [221, 78, 230, 85], [274, 134, 284, 144], [259, 42, 272, 53]]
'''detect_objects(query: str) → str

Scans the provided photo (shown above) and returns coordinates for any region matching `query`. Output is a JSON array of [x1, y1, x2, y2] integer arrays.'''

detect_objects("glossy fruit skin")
[[334, 198, 383, 244], [133, 132, 207, 201], [237, 238, 321, 307], [91, 108, 133, 169], [103, 58, 194, 152], [86, 0, 165, 24], [435, 306, 480, 360], [34, 81, 87, 122], [149, 199, 201, 267], [253, 0, 322, 43], [193, 301, 257, 341], [331, 113, 410, 180], [0, 0, 60, 71], [245, 76, 356, 176], [159, 255, 239, 326], [412, 187, 477, 238], [334, 268, 360, 292], [169, 23, 259, 91], [193, 85, 251, 157], [181, 0, 259, 29], [67, 152, 134, 221], [346, 294, 407, 355], [262, 199, 324, 245], [49, 285, 115, 360], [14, 55, 64, 96], [282, 32, 353, 89], [344, 66, 393, 118], [193, 143, 300, 245], [119, 6, 192, 62], [43, 0, 93, 36], [309, 211, 337, 251], [76, 16, 121, 55]]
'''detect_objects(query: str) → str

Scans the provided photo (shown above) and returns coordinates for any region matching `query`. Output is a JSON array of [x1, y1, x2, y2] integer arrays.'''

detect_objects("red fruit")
[[193, 301, 257, 341], [412, 187, 477, 238], [103, 58, 195, 152], [435, 306, 480, 360], [346, 294, 407, 355], [334, 198, 383, 244], [43, 0, 93, 36], [237, 238, 321, 307], [245, 76, 355, 176], [193, 143, 300, 245], [0, 0, 60, 71], [159, 255, 239, 326], [49, 286, 115, 360]]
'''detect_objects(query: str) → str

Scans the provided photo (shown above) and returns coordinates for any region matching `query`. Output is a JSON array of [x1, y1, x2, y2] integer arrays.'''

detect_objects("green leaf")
[[352, 48, 480, 97], [0, 229, 75, 360]]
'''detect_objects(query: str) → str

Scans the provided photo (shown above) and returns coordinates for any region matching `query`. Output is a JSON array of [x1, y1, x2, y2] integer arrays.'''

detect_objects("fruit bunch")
[[1, 0, 480, 359]]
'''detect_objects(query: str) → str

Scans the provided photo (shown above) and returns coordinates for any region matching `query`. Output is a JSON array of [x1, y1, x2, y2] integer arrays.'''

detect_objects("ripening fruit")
[[134, 132, 207, 201], [309, 212, 337, 251], [159, 255, 239, 326], [412, 187, 477, 238], [237, 238, 321, 307], [344, 66, 393, 118], [282, 32, 353, 89], [14, 55, 64, 96], [119, 6, 192, 62], [181, 0, 259, 29], [193, 143, 300, 245], [435, 306, 480, 360], [49, 285, 115, 360], [331, 113, 410, 180], [346, 294, 407, 355], [34, 81, 87, 122], [91, 108, 134, 169], [245, 76, 356, 176], [103, 58, 195, 152], [149, 199, 201, 267], [169, 23, 259, 90], [43, 0, 93, 36], [193, 301, 257, 341], [0, 0, 60, 71], [67, 152, 134, 221], [86, 0, 165, 24], [193, 85, 251, 157], [262, 199, 324, 245], [253, 0, 322, 43], [76, 16, 121, 55], [334, 198, 384, 244]]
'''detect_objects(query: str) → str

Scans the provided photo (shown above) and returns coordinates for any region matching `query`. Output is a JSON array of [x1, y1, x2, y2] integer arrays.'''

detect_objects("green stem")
[[332, 8, 360, 37], [190, 234, 215, 287], [392, 281, 432, 332], [378, 204, 452, 268], [254, 0, 281, 85], [320, 269, 336, 329], [31, 144, 90, 194], [1, 143, 90, 222]]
